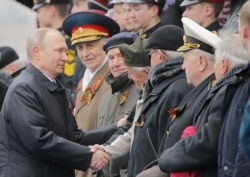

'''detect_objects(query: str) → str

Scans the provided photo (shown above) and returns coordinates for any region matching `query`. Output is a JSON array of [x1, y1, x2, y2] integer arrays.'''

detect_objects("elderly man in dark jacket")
[[123, 25, 193, 177], [0, 28, 119, 177], [220, 1, 250, 177], [137, 15, 219, 177], [159, 18, 250, 177]]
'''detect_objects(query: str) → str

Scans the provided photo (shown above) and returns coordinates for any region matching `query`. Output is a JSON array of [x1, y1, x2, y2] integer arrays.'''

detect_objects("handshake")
[[89, 144, 109, 171]]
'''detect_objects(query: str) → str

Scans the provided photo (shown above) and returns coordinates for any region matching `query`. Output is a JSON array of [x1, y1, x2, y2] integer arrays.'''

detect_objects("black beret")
[[32, 0, 70, 10], [87, 0, 109, 12], [119, 37, 151, 67], [145, 25, 184, 51], [103, 32, 138, 52], [0, 46, 19, 69]]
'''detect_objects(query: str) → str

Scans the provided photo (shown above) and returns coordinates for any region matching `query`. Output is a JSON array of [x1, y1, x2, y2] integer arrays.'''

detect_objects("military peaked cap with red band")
[[62, 10, 120, 45]]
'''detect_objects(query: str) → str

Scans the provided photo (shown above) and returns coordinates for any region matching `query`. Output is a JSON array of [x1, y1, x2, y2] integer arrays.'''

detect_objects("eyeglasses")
[[147, 49, 158, 60]]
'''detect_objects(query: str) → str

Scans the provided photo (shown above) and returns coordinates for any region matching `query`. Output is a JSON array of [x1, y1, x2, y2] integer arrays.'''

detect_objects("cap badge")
[[78, 27, 83, 34]]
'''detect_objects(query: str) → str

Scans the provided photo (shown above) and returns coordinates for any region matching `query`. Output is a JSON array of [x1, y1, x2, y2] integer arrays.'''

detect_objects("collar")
[[105, 72, 133, 94]]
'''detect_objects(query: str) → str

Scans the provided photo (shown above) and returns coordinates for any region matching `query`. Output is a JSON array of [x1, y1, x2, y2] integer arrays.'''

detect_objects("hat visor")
[[32, 3, 44, 10], [72, 36, 103, 45], [124, 0, 152, 3], [180, 0, 199, 7], [177, 45, 192, 52]]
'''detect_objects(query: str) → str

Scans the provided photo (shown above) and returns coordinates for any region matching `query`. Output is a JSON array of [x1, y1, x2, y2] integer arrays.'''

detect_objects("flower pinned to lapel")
[[135, 114, 145, 127], [81, 87, 95, 105], [79, 76, 104, 105], [68, 102, 74, 116], [119, 90, 129, 105], [168, 107, 179, 121]]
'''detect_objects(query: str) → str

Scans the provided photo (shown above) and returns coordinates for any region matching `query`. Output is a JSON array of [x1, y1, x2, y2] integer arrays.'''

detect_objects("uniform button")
[[224, 166, 228, 171]]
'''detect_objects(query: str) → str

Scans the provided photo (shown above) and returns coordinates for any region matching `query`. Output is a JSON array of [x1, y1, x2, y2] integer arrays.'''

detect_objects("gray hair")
[[190, 48, 215, 63], [161, 50, 183, 60], [131, 66, 150, 72], [26, 28, 61, 60], [215, 33, 250, 69]]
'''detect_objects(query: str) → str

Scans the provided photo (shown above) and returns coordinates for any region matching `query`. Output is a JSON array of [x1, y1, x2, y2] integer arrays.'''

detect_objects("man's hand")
[[90, 147, 110, 171]]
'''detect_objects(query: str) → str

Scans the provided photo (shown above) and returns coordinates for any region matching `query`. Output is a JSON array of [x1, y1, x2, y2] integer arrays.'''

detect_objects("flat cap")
[[103, 32, 138, 52], [145, 25, 184, 51], [62, 10, 120, 45], [180, 0, 225, 7], [0, 46, 19, 69], [178, 17, 221, 54], [119, 37, 151, 67], [87, 0, 109, 12], [32, 0, 70, 10]]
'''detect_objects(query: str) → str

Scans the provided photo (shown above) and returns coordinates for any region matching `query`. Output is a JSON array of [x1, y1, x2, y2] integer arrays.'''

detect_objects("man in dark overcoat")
[[0, 27, 118, 177]]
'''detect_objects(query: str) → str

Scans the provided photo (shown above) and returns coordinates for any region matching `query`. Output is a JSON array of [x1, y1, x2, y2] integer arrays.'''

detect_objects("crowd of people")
[[0, 0, 250, 177]]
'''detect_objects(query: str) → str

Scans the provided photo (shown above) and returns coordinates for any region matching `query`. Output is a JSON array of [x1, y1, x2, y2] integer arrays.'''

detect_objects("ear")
[[33, 46, 40, 60], [198, 55, 207, 72], [48, 5, 56, 16], [242, 25, 249, 39], [151, 5, 159, 17], [204, 4, 213, 17], [8, 64, 18, 75], [160, 50, 168, 61], [222, 59, 229, 74]]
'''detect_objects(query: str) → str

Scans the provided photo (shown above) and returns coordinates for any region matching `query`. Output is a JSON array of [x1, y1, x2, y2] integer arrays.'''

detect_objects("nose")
[[181, 62, 186, 70], [113, 57, 121, 66], [182, 10, 188, 17]]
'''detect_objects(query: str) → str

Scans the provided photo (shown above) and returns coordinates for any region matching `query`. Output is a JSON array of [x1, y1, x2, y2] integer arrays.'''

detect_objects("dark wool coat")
[[0, 64, 117, 177], [219, 63, 250, 177], [158, 74, 216, 154], [159, 66, 245, 177], [127, 59, 193, 177]]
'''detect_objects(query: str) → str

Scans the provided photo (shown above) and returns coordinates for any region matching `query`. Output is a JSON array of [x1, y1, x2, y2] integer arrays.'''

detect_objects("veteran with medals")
[[63, 10, 120, 177]]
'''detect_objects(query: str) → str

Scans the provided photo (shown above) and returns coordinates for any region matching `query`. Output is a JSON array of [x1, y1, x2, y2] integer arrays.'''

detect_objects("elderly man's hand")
[[90, 149, 110, 171]]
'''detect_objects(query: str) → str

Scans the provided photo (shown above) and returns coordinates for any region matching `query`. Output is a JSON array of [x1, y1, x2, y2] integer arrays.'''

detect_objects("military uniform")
[[63, 10, 120, 177]]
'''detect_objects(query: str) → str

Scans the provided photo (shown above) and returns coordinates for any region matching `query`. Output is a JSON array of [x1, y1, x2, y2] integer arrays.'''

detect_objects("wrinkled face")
[[213, 59, 224, 81], [129, 3, 153, 32], [123, 3, 135, 32], [37, 31, 68, 79], [36, 5, 52, 27], [126, 66, 148, 90], [113, 3, 126, 31], [71, 0, 88, 13], [149, 49, 165, 68], [107, 47, 127, 77], [182, 3, 206, 26], [182, 50, 200, 86], [75, 38, 106, 73]]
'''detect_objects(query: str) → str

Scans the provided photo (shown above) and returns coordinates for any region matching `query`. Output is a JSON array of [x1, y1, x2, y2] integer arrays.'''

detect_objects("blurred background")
[[0, 0, 36, 60]]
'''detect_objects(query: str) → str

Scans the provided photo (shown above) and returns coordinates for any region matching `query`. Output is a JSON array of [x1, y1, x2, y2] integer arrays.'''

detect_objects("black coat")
[[159, 67, 243, 177], [127, 59, 193, 177], [218, 64, 250, 177], [0, 64, 117, 177], [158, 74, 216, 154]]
